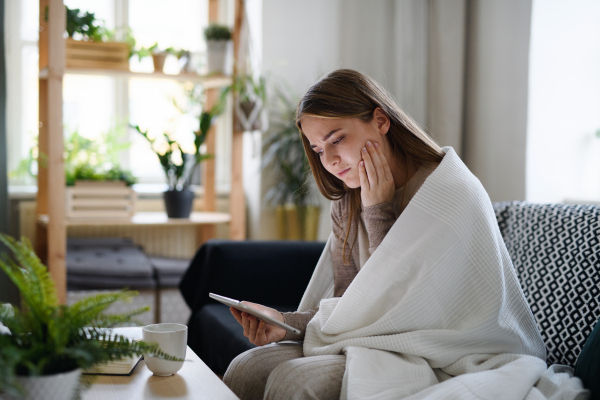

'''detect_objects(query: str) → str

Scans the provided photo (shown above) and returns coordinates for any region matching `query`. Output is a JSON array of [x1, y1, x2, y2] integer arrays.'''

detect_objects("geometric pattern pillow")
[[493, 201, 600, 368]]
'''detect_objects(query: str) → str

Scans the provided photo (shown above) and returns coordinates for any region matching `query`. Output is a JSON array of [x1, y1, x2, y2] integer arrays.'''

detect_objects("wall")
[[261, 0, 343, 240]]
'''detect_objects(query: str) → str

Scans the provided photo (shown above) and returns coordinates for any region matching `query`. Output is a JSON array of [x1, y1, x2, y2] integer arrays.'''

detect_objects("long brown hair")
[[296, 69, 443, 262]]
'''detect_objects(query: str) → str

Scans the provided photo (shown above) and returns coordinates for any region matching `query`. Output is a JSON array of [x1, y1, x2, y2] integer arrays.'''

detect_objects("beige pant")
[[223, 342, 346, 400]]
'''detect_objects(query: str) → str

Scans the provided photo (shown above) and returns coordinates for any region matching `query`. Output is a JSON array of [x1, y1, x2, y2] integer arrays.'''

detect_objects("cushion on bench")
[[494, 202, 600, 368], [150, 257, 190, 287], [66, 237, 155, 290]]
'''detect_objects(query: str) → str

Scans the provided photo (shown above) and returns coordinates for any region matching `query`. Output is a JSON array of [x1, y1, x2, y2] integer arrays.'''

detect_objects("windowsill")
[[8, 184, 232, 201]]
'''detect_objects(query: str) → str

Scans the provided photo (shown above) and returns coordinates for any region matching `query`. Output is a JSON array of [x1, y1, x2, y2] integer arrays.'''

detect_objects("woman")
[[224, 69, 546, 400]]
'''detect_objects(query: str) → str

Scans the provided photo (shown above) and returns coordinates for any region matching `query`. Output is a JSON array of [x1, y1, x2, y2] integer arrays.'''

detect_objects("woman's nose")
[[322, 149, 339, 168]]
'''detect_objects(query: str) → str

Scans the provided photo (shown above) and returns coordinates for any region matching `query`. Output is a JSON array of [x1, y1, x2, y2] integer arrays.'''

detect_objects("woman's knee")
[[264, 355, 346, 400], [223, 343, 304, 400]]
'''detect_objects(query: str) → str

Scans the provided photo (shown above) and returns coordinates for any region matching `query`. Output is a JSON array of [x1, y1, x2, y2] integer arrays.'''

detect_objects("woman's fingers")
[[255, 320, 267, 345], [230, 307, 243, 325], [361, 146, 378, 185], [366, 141, 384, 179], [247, 315, 259, 342], [374, 142, 394, 183], [358, 159, 369, 191]]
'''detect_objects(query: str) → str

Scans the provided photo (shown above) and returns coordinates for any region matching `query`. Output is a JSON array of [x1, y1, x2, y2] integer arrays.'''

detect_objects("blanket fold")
[[296, 148, 588, 400]]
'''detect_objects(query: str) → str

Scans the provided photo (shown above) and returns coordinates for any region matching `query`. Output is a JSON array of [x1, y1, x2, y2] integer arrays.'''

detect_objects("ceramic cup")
[[142, 323, 187, 376]]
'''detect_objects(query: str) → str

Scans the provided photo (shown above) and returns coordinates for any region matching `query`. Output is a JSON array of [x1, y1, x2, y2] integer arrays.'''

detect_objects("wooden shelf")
[[37, 211, 231, 227], [39, 67, 232, 88]]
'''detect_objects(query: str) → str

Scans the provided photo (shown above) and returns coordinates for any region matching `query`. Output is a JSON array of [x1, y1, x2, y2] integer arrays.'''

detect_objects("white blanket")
[[298, 148, 589, 400]]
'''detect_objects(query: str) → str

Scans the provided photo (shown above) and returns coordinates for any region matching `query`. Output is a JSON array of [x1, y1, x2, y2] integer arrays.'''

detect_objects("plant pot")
[[152, 53, 167, 72], [163, 189, 195, 219], [206, 40, 229, 74], [275, 205, 320, 240], [236, 100, 263, 131], [9, 368, 81, 400]]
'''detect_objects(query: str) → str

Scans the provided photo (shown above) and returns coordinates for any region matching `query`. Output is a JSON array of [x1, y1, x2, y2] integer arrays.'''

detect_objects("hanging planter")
[[235, 97, 263, 131], [233, 74, 268, 132]]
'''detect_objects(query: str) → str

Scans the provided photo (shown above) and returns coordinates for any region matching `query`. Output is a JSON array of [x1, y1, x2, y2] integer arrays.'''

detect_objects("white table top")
[[82, 328, 239, 400]]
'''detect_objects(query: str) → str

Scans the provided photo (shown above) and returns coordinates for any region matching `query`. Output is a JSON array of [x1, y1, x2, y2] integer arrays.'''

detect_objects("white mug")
[[142, 323, 187, 376]]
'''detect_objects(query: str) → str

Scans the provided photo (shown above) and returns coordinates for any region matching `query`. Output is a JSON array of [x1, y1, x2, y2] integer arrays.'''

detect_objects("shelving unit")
[[36, 0, 246, 304], [39, 67, 233, 88]]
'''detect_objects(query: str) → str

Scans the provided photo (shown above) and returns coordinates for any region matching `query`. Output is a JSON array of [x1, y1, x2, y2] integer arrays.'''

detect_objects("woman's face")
[[301, 110, 391, 189]]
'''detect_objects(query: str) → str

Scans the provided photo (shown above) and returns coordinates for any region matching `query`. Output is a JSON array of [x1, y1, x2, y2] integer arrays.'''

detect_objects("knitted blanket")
[[297, 148, 588, 399]]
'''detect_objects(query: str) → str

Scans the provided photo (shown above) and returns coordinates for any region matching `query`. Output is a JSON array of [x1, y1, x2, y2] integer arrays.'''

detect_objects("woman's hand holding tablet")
[[209, 293, 294, 346]]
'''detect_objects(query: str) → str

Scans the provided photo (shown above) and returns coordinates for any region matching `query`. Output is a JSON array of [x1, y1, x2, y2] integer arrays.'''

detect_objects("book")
[[83, 327, 144, 376]]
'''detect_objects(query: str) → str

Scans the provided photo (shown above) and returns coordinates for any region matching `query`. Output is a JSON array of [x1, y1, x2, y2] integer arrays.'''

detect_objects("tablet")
[[209, 293, 301, 335]]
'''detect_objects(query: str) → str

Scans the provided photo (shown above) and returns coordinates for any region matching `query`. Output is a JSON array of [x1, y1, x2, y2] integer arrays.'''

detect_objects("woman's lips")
[[337, 168, 350, 177]]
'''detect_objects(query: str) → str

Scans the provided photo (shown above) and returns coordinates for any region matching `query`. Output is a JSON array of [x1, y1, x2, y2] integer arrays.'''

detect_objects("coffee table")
[[82, 328, 239, 400]]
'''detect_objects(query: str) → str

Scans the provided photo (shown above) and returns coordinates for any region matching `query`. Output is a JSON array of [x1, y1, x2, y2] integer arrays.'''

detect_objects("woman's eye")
[[317, 150, 323, 157], [332, 137, 343, 145]]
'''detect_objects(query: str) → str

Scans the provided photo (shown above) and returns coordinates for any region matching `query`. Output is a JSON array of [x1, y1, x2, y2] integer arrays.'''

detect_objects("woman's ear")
[[373, 108, 391, 135]]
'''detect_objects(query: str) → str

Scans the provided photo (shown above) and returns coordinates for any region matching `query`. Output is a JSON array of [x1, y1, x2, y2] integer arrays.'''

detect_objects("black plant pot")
[[163, 189, 195, 218]]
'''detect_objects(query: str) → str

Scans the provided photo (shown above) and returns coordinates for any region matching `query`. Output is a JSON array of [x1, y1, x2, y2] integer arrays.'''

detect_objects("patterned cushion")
[[493, 202, 600, 368]]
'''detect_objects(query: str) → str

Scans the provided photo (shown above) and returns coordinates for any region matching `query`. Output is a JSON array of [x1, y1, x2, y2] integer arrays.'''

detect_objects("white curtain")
[[336, 0, 533, 202]]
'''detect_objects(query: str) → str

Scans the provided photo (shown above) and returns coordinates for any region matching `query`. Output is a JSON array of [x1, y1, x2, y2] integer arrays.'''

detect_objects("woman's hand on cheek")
[[358, 141, 395, 207]]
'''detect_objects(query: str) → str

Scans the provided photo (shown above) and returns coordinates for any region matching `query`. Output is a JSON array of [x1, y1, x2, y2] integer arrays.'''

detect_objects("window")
[[6, 0, 232, 191], [526, 0, 600, 203]]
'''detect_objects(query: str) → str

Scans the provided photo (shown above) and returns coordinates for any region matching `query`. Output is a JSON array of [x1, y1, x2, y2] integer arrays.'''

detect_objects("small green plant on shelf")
[[0, 234, 182, 398], [65, 6, 109, 42], [131, 85, 228, 191], [204, 24, 232, 41], [134, 42, 186, 61], [9, 127, 137, 187], [64, 128, 137, 186]]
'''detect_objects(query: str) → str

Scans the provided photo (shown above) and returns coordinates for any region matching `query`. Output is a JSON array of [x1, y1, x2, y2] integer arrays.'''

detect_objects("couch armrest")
[[179, 240, 326, 314]]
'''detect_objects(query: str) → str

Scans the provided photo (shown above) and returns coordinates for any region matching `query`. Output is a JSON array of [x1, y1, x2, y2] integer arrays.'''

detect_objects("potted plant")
[[131, 88, 226, 218], [65, 6, 107, 42], [65, 7, 130, 70], [0, 234, 181, 400], [233, 73, 267, 132], [204, 24, 231, 74], [262, 87, 320, 240]]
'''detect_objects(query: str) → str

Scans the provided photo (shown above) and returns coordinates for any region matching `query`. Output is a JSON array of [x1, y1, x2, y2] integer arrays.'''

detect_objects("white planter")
[[10, 369, 81, 400], [206, 40, 231, 74]]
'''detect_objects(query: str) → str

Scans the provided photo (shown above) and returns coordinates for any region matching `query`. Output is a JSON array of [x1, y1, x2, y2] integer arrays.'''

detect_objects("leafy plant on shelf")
[[131, 85, 228, 191], [134, 42, 186, 61], [10, 128, 137, 187], [65, 6, 108, 42], [0, 234, 182, 398], [204, 24, 232, 41], [64, 128, 137, 186]]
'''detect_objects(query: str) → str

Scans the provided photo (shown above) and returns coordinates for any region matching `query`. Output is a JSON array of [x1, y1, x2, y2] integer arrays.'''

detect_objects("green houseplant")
[[65, 6, 107, 42], [0, 234, 181, 399], [204, 24, 231, 74], [131, 87, 227, 218], [262, 87, 320, 240]]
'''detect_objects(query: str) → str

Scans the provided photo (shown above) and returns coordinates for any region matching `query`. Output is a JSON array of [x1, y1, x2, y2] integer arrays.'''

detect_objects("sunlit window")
[[7, 0, 231, 190], [527, 0, 600, 203]]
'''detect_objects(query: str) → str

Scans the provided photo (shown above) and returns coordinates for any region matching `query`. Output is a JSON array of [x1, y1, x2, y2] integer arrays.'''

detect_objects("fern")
[[0, 234, 184, 397]]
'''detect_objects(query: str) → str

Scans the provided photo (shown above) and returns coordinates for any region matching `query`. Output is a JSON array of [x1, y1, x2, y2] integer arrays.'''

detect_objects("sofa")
[[179, 202, 600, 388]]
